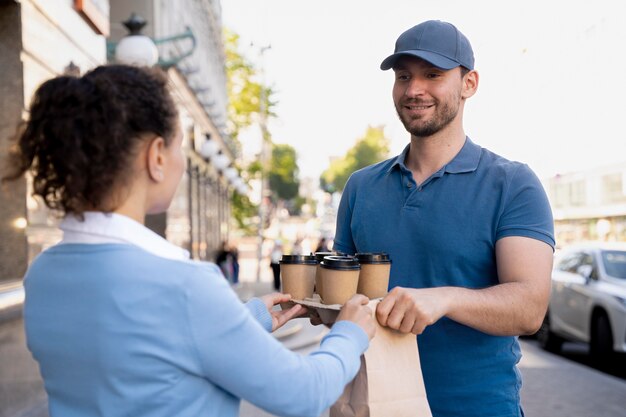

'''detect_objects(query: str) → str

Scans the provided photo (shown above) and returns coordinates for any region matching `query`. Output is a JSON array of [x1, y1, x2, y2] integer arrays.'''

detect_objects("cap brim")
[[380, 50, 460, 71]]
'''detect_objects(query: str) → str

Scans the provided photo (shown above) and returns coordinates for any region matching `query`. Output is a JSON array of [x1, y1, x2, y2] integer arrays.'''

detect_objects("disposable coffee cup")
[[313, 252, 333, 299], [279, 255, 317, 308], [355, 253, 391, 299], [320, 256, 360, 305]]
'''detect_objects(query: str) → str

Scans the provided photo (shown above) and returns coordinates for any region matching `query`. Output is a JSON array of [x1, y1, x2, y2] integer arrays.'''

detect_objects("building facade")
[[544, 163, 626, 246], [0, 0, 238, 284], [0, 1, 239, 412]]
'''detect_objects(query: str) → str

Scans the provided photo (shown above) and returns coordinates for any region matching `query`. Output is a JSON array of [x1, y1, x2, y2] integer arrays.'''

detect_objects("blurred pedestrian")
[[3, 64, 376, 417], [215, 240, 234, 282], [315, 237, 330, 253], [269, 240, 282, 291], [291, 237, 303, 255], [230, 244, 240, 286], [334, 20, 554, 417]]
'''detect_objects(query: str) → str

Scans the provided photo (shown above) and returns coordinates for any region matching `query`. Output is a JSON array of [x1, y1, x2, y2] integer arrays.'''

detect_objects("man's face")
[[392, 56, 465, 138]]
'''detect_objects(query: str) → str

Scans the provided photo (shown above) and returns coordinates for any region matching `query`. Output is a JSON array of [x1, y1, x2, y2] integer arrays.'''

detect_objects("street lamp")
[[114, 13, 159, 67], [212, 152, 230, 172], [232, 178, 248, 195], [224, 167, 238, 182], [200, 135, 221, 159], [108, 13, 196, 68]]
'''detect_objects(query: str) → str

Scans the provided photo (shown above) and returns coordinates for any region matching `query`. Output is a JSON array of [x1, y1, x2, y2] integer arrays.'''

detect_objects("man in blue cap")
[[334, 20, 555, 417]]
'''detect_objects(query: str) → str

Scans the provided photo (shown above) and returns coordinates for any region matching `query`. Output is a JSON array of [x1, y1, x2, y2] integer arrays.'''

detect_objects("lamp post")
[[200, 134, 221, 160], [108, 13, 196, 68], [212, 152, 231, 172], [224, 167, 238, 182], [255, 44, 271, 283], [114, 13, 159, 67]]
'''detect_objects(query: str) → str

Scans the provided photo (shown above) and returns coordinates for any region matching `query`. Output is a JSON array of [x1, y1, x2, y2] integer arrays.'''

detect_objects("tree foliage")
[[224, 28, 276, 144], [224, 28, 301, 232], [269, 144, 300, 201], [224, 28, 266, 233], [320, 126, 390, 193]]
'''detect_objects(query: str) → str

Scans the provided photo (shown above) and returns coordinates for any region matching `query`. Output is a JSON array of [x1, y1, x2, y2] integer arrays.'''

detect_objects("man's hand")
[[376, 287, 449, 334], [376, 237, 553, 336], [259, 293, 307, 332]]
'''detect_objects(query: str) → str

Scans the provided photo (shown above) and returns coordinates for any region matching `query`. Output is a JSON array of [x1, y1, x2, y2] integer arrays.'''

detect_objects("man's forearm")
[[439, 281, 548, 336]]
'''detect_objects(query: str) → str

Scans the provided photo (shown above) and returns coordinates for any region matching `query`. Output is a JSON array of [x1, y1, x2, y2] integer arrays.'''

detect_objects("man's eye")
[[426, 73, 441, 79], [396, 74, 410, 81]]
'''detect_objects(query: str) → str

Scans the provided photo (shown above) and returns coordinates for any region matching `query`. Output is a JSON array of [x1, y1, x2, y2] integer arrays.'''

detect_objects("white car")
[[537, 242, 626, 359]]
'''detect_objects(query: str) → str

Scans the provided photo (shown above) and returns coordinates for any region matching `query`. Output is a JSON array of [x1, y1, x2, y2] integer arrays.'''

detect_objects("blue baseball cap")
[[380, 20, 474, 71]]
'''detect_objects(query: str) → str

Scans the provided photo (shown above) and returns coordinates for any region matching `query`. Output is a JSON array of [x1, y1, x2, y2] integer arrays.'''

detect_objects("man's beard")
[[396, 94, 460, 138]]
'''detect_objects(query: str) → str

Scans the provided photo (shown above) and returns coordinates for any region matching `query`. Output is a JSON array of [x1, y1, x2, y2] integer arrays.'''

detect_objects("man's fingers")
[[376, 294, 396, 326], [399, 315, 415, 334], [386, 306, 405, 330], [411, 321, 426, 335]]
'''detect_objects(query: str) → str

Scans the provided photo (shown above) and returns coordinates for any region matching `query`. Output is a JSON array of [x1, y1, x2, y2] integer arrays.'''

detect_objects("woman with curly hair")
[[3, 65, 375, 417]]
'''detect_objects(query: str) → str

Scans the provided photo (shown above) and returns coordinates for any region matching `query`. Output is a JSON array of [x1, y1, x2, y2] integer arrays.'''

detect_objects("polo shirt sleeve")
[[334, 174, 358, 255], [184, 263, 369, 417], [496, 164, 555, 249]]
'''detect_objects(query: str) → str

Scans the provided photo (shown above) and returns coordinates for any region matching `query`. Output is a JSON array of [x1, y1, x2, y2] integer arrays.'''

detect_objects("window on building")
[[602, 173, 626, 204], [569, 180, 586, 206], [551, 182, 570, 208]]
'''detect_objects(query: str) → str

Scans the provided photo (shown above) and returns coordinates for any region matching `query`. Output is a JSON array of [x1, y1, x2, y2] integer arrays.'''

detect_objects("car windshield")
[[600, 250, 626, 280]]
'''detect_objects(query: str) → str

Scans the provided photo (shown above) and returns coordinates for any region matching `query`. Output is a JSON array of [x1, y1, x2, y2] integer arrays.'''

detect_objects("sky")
[[221, 0, 626, 181]]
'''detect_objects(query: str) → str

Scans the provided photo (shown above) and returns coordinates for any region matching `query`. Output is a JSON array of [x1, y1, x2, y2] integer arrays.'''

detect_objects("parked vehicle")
[[537, 242, 626, 361]]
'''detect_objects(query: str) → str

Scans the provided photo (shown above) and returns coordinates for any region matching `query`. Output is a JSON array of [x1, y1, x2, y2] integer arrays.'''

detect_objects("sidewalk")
[[233, 236, 276, 301], [519, 340, 626, 416]]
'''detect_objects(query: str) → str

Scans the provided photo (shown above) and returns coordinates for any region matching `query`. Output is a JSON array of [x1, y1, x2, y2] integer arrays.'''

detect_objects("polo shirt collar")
[[387, 144, 411, 174], [387, 136, 481, 175]]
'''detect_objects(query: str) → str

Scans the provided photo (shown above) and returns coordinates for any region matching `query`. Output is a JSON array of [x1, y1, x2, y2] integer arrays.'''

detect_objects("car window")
[[601, 250, 626, 280], [579, 253, 598, 280], [557, 252, 584, 273]]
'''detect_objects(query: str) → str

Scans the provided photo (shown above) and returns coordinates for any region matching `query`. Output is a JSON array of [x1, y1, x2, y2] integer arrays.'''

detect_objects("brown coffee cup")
[[320, 256, 360, 305], [355, 253, 391, 299], [279, 255, 317, 305], [313, 251, 333, 300]]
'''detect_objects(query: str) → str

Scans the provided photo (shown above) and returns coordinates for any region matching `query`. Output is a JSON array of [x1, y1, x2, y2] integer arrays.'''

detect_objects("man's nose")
[[404, 77, 426, 98]]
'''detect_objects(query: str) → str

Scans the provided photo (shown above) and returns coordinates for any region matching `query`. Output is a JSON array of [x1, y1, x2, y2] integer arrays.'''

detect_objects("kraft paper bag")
[[330, 300, 432, 417]]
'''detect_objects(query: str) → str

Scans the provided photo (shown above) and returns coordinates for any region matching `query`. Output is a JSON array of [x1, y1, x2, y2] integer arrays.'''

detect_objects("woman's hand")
[[260, 293, 307, 332], [337, 294, 376, 340]]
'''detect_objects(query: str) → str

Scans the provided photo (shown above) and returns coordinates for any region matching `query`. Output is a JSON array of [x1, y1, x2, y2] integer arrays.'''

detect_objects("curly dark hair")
[[2, 64, 178, 216]]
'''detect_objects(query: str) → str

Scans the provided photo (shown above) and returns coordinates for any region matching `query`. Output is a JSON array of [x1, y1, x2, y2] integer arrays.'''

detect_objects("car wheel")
[[590, 312, 614, 365], [537, 312, 563, 353]]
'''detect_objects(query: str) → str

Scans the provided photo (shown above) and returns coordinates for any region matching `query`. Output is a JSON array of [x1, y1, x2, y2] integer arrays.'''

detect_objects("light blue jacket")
[[24, 244, 368, 417]]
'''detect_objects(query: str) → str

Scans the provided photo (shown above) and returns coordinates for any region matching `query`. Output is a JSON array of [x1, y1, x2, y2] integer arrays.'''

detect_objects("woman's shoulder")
[[34, 243, 224, 284]]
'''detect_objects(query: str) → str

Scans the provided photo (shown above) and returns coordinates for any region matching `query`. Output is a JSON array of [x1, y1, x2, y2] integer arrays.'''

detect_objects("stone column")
[[0, 3, 28, 283]]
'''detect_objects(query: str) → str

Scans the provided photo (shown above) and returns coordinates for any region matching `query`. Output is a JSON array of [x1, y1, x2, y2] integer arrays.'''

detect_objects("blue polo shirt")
[[335, 137, 554, 417]]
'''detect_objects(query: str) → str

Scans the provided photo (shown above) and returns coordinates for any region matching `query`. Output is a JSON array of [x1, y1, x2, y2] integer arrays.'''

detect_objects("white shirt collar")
[[59, 212, 190, 261]]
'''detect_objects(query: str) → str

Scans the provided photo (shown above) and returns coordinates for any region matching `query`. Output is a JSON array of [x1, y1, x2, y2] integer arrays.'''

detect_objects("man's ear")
[[462, 70, 479, 99], [146, 136, 166, 182]]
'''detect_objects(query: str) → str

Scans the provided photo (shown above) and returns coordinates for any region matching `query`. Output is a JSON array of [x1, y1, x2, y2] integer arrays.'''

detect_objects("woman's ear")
[[146, 136, 166, 182]]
